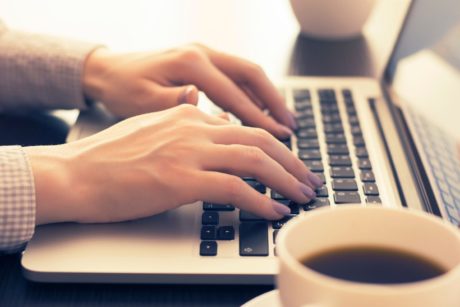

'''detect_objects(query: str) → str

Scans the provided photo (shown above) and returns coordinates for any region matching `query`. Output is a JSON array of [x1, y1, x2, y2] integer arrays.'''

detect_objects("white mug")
[[289, 0, 376, 40], [276, 205, 460, 307]]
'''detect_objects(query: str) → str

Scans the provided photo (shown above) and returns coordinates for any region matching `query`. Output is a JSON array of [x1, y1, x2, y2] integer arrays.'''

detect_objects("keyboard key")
[[360, 170, 375, 182], [316, 173, 326, 184], [273, 230, 279, 244], [323, 123, 344, 133], [303, 198, 330, 210], [288, 202, 300, 215], [316, 186, 329, 197], [217, 226, 235, 240], [366, 196, 382, 204], [330, 167, 355, 178], [356, 147, 369, 158], [303, 160, 324, 172], [240, 210, 264, 221], [318, 89, 336, 101], [332, 179, 358, 191], [325, 134, 347, 144], [363, 183, 379, 196], [358, 159, 372, 170], [350, 125, 362, 135], [347, 107, 357, 116], [327, 144, 349, 155], [239, 222, 269, 256], [353, 136, 366, 147], [296, 128, 318, 139], [271, 190, 287, 200], [298, 139, 320, 149], [203, 203, 235, 211], [299, 150, 322, 160], [334, 192, 361, 204], [342, 89, 352, 98], [245, 180, 266, 193], [329, 155, 352, 166], [281, 139, 291, 149], [200, 241, 217, 256], [298, 118, 316, 128], [322, 114, 342, 124], [202, 212, 219, 225], [296, 108, 314, 119], [201, 226, 216, 240], [295, 101, 312, 111], [349, 115, 359, 125], [272, 217, 292, 229], [293, 89, 311, 101]]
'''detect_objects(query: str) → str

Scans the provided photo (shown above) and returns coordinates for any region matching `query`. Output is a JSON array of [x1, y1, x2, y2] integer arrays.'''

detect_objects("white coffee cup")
[[276, 205, 460, 307], [289, 0, 376, 40]]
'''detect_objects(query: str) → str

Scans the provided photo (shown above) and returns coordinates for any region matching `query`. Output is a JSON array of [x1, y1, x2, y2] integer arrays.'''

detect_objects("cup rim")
[[276, 205, 460, 294]]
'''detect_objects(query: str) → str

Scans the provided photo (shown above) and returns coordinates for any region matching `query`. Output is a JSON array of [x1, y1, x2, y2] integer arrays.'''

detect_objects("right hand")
[[26, 105, 322, 225]]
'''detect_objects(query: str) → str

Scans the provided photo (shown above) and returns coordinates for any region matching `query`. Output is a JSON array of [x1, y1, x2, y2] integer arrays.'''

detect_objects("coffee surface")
[[301, 246, 446, 284]]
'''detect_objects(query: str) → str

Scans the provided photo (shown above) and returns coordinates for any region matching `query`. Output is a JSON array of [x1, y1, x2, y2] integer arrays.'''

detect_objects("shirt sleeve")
[[0, 146, 35, 254], [0, 20, 102, 111]]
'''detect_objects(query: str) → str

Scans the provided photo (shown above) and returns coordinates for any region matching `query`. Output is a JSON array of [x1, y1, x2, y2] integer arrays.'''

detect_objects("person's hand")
[[83, 44, 296, 139], [25, 105, 322, 225]]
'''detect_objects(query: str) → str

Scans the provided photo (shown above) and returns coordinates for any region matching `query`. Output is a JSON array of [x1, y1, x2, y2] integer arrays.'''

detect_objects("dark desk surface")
[[0, 1, 406, 306]]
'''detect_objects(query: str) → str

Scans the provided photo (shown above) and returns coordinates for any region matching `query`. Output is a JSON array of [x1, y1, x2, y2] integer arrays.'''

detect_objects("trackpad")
[[23, 203, 200, 271]]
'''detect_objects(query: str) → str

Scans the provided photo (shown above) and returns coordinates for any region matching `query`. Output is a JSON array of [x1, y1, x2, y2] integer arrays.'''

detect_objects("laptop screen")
[[386, 0, 460, 139]]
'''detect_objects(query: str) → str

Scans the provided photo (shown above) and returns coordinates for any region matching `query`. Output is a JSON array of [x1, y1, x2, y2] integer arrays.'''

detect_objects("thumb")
[[177, 85, 199, 105], [217, 112, 231, 121], [151, 84, 199, 110]]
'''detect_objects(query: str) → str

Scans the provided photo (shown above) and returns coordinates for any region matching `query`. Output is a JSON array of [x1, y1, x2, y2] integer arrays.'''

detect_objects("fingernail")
[[300, 183, 316, 198], [308, 172, 323, 188], [279, 125, 293, 137], [179, 86, 196, 104], [271, 200, 291, 216], [289, 113, 298, 130]]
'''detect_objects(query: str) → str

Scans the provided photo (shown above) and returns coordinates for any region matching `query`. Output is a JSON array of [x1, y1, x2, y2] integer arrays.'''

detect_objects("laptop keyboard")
[[199, 88, 382, 257], [407, 106, 460, 226]]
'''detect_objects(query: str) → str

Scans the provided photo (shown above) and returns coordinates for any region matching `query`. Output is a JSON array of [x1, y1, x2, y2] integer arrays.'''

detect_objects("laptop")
[[22, 0, 460, 284]]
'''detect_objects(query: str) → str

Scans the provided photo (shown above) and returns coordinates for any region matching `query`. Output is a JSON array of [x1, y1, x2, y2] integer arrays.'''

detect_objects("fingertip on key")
[[271, 200, 291, 216], [278, 125, 293, 138], [308, 172, 324, 188]]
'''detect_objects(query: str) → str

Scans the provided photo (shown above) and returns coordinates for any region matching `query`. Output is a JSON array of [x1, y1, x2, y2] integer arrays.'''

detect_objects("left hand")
[[82, 44, 296, 139]]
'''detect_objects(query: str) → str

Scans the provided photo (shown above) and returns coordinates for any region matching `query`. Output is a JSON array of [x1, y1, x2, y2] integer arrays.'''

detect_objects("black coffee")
[[301, 246, 446, 284]]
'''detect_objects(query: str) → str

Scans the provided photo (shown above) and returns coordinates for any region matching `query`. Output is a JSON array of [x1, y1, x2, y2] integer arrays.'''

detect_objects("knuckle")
[[177, 47, 206, 63], [247, 63, 264, 77], [175, 103, 200, 117], [224, 176, 245, 204], [252, 128, 273, 147], [244, 146, 266, 166]]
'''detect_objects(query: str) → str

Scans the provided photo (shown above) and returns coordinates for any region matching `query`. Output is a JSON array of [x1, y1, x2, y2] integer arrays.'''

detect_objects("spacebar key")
[[239, 222, 269, 256]]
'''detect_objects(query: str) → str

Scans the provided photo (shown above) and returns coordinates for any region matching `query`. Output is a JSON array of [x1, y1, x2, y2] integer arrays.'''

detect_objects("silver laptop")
[[22, 0, 460, 284]]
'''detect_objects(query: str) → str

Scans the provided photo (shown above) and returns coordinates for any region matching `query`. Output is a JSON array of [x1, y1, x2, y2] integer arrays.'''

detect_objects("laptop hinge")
[[378, 83, 442, 216]]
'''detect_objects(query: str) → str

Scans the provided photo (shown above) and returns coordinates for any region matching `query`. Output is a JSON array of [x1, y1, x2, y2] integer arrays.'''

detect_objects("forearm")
[[24, 145, 79, 225], [0, 20, 102, 111]]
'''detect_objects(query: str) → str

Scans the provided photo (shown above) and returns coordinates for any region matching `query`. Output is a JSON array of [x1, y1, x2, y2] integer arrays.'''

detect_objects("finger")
[[196, 47, 296, 130], [210, 125, 324, 188], [240, 84, 265, 109], [180, 58, 293, 139], [217, 112, 231, 121], [193, 171, 291, 220], [151, 84, 199, 108], [200, 144, 315, 204]]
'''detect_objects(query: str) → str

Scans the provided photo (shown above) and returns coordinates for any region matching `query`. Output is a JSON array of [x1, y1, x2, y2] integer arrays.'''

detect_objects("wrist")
[[24, 145, 83, 225], [82, 47, 111, 103]]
